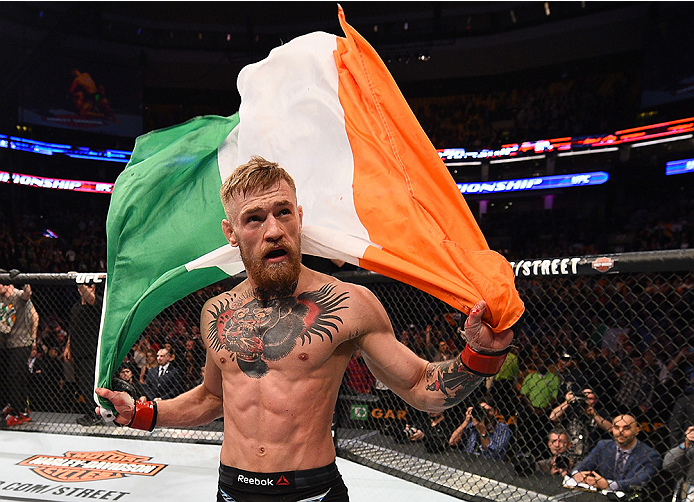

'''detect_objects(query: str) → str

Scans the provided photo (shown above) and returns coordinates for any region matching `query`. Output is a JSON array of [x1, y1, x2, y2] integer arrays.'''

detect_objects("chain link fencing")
[[1, 249, 693, 501]]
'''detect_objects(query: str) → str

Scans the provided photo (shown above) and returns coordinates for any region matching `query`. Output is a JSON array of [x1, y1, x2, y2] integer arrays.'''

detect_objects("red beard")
[[240, 241, 302, 299]]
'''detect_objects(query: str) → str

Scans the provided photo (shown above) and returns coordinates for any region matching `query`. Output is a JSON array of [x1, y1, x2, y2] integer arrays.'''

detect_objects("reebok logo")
[[277, 475, 290, 486], [238, 474, 274, 486]]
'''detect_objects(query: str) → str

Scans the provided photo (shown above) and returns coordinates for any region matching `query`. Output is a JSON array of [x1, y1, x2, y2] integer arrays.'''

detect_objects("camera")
[[572, 390, 588, 403]]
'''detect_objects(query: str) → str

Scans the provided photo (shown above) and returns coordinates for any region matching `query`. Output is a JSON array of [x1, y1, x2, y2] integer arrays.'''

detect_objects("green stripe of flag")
[[97, 114, 240, 408]]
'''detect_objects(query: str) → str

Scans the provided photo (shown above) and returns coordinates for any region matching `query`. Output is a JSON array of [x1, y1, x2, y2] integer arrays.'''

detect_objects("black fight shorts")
[[217, 462, 349, 502]]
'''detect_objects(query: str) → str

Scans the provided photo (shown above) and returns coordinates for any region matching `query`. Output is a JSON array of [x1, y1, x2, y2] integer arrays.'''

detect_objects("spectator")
[[554, 349, 588, 399], [517, 354, 560, 455], [130, 338, 150, 375], [433, 340, 452, 362], [449, 400, 512, 460], [182, 350, 203, 392], [536, 428, 574, 477], [144, 348, 183, 401], [398, 329, 415, 354], [549, 388, 613, 459], [139, 349, 158, 385], [184, 338, 205, 372], [571, 414, 662, 493], [66, 282, 103, 426], [663, 425, 694, 502], [583, 344, 619, 418], [117, 365, 145, 402], [520, 354, 560, 412], [0, 284, 38, 423], [163, 343, 181, 371]]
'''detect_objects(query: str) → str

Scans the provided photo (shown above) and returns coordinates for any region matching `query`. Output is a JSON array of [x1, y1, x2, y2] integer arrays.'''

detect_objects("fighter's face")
[[223, 180, 303, 295]]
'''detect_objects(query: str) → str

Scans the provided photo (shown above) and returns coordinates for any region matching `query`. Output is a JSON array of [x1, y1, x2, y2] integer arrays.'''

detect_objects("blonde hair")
[[220, 155, 296, 217]]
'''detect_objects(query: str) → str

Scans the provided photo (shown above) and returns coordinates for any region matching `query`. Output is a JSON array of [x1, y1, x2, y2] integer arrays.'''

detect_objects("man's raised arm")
[[357, 291, 513, 413]]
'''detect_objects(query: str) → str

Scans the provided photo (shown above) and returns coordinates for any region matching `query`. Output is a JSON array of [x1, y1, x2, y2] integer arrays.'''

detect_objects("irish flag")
[[96, 7, 524, 411]]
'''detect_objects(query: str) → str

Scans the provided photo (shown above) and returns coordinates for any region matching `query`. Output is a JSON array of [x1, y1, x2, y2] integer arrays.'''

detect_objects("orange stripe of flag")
[[334, 7, 524, 332]]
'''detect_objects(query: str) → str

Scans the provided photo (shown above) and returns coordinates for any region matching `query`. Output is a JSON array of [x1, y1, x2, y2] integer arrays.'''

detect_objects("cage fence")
[[1, 249, 693, 502]]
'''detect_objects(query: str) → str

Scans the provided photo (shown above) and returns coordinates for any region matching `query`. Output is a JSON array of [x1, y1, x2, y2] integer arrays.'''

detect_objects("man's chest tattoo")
[[207, 284, 348, 378]]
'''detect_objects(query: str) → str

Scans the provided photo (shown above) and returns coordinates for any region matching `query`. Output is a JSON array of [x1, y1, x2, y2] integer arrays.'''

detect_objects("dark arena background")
[[1, 2, 694, 502]]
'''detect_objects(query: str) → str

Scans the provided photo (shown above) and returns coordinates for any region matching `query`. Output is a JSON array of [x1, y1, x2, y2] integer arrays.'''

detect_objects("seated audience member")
[[449, 400, 511, 460], [536, 428, 574, 477], [571, 414, 662, 493], [663, 425, 694, 501], [549, 388, 612, 459]]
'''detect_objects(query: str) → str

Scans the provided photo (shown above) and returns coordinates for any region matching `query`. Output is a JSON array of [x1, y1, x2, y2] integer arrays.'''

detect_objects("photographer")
[[449, 400, 511, 460], [536, 428, 574, 477], [549, 387, 612, 459]]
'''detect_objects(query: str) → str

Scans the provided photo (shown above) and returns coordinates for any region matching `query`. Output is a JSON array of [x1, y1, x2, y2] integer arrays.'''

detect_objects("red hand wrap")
[[460, 344, 510, 377], [128, 400, 157, 432]]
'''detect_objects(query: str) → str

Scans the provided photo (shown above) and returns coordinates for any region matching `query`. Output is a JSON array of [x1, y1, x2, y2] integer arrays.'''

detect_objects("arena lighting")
[[0, 171, 113, 194], [446, 161, 482, 166], [4, 116, 693, 167], [489, 154, 546, 164], [438, 116, 694, 163], [457, 171, 608, 195], [665, 157, 694, 176], [557, 147, 619, 157], [629, 134, 693, 148], [0, 134, 131, 163]]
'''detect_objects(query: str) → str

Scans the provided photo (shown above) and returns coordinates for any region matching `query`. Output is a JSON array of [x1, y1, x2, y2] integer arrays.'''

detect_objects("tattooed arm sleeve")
[[423, 358, 486, 408]]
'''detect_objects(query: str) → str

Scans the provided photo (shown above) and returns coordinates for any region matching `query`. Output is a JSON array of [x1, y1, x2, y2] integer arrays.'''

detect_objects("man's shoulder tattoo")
[[205, 284, 349, 378]]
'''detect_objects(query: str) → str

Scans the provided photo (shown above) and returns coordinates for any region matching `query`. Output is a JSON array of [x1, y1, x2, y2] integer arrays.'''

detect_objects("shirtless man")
[[95, 155, 514, 501]]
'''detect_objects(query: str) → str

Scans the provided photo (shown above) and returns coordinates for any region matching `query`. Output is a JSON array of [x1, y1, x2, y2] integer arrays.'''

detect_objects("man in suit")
[[144, 348, 183, 401], [571, 414, 662, 493]]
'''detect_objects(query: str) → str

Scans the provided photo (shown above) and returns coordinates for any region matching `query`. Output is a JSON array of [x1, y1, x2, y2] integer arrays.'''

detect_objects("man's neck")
[[253, 281, 298, 302]]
